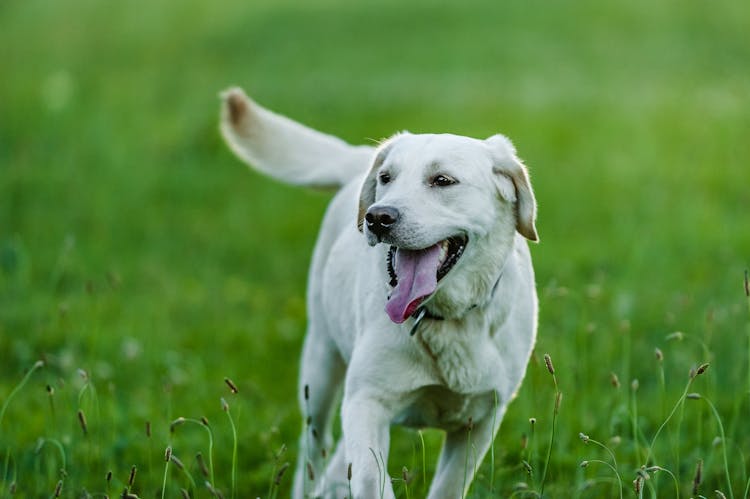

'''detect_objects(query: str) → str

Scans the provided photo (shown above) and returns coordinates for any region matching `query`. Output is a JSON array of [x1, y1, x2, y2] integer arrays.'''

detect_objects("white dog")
[[220, 88, 539, 499]]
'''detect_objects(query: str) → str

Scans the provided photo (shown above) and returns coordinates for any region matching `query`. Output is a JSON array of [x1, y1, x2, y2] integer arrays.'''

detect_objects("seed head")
[[529, 417, 537, 427], [170, 454, 185, 471], [631, 379, 639, 392], [744, 270, 749, 297], [304, 384, 310, 400], [180, 488, 190, 499], [221, 397, 229, 412], [196, 452, 209, 478], [543, 354, 555, 375], [145, 421, 151, 438], [692, 459, 703, 496], [402, 466, 412, 484], [633, 477, 642, 495], [274, 462, 290, 486], [655, 348, 663, 362], [609, 435, 622, 447], [9, 481, 16, 494], [46, 384, 54, 395], [224, 377, 238, 394], [106, 470, 112, 483], [205, 481, 224, 499], [522, 460, 533, 475], [666, 331, 684, 341], [580, 461, 589, 468], [610, 372, 620, 389], [77, 409, 88, 435], [164, 446, 172, 462], [54, 480, 63, 497], [347, 462, 352, 481], [170, 417, 186, 433], [579, 432, 590, 443], [686, 393, 702, 400], [201, 416, 210, 427], [128, 465, 137, 486], [696, 363, 710, 376], [716, 489, 728, 499]]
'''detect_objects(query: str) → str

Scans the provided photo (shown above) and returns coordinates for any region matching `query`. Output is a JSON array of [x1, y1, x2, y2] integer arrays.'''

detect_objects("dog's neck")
[[409, 268, 504, 335]]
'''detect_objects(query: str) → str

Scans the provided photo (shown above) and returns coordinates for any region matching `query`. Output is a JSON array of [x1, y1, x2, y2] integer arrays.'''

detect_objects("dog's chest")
[[415, 317, 501, 394]]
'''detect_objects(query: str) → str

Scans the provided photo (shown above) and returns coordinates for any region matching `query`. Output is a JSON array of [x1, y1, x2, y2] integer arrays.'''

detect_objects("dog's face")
[[357, 133, 537, 323]]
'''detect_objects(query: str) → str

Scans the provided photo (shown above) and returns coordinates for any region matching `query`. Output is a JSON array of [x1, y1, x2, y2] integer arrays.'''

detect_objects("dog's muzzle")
[[365, 206, 400, 239]]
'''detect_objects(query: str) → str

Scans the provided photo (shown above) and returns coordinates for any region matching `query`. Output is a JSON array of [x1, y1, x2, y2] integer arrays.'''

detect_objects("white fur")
[[220, 87, 539, 498]]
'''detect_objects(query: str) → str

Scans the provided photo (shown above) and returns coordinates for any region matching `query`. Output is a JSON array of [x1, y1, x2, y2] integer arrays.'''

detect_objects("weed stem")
[[222, 400, 238, 499], [0, 360, 44, 429], [644, 375, 695, 467], [701, 396, 734, 499], [581, 459, 623, 499]]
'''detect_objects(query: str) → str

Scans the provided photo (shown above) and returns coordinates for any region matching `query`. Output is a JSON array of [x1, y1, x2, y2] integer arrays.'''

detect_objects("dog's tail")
[[220, 87, 375, 189]]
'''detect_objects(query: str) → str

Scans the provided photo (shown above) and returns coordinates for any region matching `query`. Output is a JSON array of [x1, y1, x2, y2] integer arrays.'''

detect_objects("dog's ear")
[[357, 135, 400, 231], [485, 134, 539, 242]]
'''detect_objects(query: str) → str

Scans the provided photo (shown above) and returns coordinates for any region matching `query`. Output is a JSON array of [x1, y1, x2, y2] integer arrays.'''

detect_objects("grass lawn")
[[1, 0, 749, 496]]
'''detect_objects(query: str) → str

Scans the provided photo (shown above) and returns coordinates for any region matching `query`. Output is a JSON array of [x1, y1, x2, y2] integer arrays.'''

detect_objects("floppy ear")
[[485, 134, 539, 242], [356, 135, 400, 231]]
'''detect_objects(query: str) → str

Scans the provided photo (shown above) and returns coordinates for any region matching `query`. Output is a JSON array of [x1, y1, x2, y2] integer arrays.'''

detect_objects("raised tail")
[[220, 87, 375, 189]]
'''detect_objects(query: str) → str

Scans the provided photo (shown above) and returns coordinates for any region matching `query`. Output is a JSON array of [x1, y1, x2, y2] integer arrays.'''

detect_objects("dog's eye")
[[431, 174, 458, 187], [379, 172, 391, 185]]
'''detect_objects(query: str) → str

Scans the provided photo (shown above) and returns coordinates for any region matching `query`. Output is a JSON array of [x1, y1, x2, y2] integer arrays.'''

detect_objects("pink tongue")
[[385, 244, 441, 323]]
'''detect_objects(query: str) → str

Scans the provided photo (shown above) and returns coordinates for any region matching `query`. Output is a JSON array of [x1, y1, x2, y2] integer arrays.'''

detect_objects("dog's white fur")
[[220, 88, 538, 498]]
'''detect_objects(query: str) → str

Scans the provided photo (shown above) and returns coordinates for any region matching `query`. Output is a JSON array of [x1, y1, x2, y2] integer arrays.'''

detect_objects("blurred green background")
[[1, 0, 748, 496]]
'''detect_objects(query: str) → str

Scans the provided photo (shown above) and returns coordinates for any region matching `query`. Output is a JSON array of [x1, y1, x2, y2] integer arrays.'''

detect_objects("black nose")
[[365, 206, 400, 237]]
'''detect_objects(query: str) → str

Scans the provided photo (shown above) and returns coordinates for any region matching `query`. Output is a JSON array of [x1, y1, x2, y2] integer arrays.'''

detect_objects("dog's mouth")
[[385, 236, 467, 324]]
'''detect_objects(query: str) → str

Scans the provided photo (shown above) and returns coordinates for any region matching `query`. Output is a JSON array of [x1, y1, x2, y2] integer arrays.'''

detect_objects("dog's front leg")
[[428, 402, 508, 499], [341, 391, 396, 499]]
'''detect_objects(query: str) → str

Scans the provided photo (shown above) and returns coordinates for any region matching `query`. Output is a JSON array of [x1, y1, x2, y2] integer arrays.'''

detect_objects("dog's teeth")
[[439, 241, 448, 263]]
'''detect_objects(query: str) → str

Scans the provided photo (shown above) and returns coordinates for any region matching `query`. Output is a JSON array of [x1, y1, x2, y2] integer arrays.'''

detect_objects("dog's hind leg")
[[292, 329, 346, 499]]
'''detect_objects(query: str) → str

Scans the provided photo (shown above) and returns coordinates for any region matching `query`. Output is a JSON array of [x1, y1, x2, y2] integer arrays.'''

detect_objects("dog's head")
[[357, 132, 538, 323]]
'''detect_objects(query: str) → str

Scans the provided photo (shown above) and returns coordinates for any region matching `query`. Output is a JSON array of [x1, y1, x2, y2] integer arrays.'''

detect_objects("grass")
[[1, 0, 749, 496]]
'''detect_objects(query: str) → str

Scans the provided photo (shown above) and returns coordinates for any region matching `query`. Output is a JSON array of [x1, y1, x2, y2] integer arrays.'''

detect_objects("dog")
[[220, 88, 539, 498]]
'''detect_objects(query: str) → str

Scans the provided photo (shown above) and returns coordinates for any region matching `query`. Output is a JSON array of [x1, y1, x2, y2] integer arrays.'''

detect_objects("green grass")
[[1, 0, 749, 496]]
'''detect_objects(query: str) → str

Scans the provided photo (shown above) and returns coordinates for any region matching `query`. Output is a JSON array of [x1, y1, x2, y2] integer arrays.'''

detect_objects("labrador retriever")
[[220, 88, 539, 498]]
